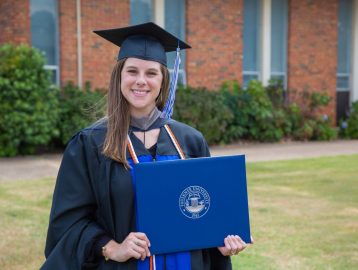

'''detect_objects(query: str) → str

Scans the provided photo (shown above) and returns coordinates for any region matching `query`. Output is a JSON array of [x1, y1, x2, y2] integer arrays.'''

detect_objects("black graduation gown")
[[41, 118, 232, 270]]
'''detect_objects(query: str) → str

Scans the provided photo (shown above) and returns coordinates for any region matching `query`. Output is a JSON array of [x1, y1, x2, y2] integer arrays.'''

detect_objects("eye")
[[127, 69, 137, 75], [147, 71, 159, 77]]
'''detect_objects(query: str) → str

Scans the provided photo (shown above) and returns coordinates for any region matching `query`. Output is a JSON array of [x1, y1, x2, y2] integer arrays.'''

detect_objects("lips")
[[132, 89, 150, 97]]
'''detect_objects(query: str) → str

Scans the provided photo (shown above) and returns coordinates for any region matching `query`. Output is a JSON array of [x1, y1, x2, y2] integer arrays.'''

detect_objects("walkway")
[[0, 140, 357, 182]]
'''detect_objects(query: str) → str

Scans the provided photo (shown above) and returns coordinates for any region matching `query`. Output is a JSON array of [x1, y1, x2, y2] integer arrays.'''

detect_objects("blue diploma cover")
[[133, 155, 251, 255]]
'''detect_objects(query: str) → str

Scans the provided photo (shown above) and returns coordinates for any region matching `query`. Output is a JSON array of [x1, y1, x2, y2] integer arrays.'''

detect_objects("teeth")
[[133, 90, 148, 93]]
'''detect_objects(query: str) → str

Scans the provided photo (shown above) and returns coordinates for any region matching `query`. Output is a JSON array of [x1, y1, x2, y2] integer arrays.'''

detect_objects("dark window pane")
[[30, 0, 58, 66], [243, 0, 261, 73], [130, 0, 153, 25]]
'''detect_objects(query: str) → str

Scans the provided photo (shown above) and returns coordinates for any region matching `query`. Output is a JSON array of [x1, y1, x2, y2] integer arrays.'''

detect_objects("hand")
[[103, 232, 151, 262], [218, 235, 253, 256]]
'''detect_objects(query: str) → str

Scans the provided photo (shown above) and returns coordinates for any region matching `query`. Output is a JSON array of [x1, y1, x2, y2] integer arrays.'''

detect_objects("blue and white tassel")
[[161, 46, 181, 119]]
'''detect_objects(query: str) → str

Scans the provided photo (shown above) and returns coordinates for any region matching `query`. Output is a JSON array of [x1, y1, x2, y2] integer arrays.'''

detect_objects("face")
[[121, 57, 163, 117]]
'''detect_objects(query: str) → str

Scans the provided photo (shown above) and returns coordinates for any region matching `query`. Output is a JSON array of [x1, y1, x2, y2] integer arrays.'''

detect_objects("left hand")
[[218, 235, 250, 256]]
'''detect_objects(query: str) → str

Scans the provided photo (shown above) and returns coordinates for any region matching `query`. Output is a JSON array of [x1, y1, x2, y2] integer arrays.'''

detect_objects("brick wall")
[[59, 0, 129, 89], [288, 0, 338, 120], [186, 0, 243, 90], [0, 0, 30, 45], [81, 0, 130, 90], [59, 0, 78, 85]]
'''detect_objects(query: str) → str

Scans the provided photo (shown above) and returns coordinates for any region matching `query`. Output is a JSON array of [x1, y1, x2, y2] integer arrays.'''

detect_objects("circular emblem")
[[179, 186, 210, 219]]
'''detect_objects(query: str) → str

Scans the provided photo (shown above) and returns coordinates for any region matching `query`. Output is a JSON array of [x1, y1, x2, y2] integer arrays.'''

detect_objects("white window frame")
[[261, 0, 271, 86], [153, 0, 187, 86], [351, 0, 358, 102], [244, 0, 287, 88]]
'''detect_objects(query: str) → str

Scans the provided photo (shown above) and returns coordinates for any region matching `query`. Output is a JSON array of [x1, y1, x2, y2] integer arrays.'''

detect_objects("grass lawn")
[[0, 154, 357, 270]]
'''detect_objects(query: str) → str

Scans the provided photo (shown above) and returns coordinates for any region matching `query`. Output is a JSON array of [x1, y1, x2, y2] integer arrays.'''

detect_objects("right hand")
[[104, 232, 151, 262]]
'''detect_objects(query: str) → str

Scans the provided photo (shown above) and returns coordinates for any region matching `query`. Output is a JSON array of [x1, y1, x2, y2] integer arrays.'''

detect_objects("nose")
[[136, 73, 146, 87]]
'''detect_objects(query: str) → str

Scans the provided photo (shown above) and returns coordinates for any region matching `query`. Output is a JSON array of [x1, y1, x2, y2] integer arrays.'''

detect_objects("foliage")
[[0, 44, 59, 156], [57, 82, 106, 145], [292, 91, 337, 141], [173, 86, 233, 144], [173, 80, 337, 144], [220, 80, 284, 142], [266, 82, 337, 141], [340, 101, 358, 139]]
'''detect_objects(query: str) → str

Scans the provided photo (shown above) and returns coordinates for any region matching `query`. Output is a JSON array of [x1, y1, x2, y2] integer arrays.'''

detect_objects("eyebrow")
[[125, 66, 160, 72]]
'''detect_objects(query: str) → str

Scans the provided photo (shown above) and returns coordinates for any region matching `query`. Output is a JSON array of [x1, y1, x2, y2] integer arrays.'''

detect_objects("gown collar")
[[130, 106, 161, 131], [130, 107, 166, 131]]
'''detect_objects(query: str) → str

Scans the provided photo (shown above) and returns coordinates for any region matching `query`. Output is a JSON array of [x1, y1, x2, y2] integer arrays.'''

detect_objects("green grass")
[[232, 154, 358, 270], [0, 155, 357, 270]]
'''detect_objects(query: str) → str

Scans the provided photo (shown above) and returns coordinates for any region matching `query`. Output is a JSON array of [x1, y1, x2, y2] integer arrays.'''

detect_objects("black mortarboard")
[[93, 22, 191, 66]]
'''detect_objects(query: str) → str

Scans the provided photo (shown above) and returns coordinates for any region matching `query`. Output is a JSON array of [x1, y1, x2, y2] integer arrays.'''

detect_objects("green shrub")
[[219, 81, 249, 142], [342, 101, 358, 139], [220, 80, 284, 142], [277, 90, 336, 141], [173, 86, 233, 144], [57, 82, 106, 145], [266, 78, 287, 108], [0, 44, 59, 156], [246, 80, 284, 141], [313, 116, 338, 140]]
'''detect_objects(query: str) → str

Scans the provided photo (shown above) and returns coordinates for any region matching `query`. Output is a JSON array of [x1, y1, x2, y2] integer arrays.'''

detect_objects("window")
[[337, 0, 353, 92], [270, 0, 288, 87], [30, 0, 59, 85], [130, 0, 153, 25], [165, 0, 186, 85], [243, 0, 262, 87], [336, 0, 353, 121], [130, 0, 187, 85]]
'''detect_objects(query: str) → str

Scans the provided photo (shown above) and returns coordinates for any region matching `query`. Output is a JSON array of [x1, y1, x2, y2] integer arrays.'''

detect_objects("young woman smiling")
[[41, 22, 249, 270]]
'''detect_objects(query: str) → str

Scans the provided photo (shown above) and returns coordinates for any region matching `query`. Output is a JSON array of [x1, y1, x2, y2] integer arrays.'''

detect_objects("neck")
[[130, 106, 161, 131], [130, 105, 156, 118]]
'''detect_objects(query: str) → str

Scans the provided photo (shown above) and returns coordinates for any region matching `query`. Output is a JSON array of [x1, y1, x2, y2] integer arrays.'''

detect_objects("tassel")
[[161, 46, 181, 119]]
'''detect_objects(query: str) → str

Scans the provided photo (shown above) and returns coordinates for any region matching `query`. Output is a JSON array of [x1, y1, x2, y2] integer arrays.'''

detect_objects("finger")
[[133, 238, 151, 257], [228, 235, 240, 251], [132, 244, 147, 261], [235, 235, 247, 250], [134, 232, 151, 247], [224, 236, 236, 255], [128, 248, 142, 260]]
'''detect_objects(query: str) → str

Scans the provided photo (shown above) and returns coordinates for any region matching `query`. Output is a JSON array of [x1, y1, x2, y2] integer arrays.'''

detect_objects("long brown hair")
[[102, 58, 170, 167]]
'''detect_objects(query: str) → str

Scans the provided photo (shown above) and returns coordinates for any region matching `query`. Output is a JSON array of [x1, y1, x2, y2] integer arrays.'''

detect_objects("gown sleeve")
[[41, 132, 107, 270]]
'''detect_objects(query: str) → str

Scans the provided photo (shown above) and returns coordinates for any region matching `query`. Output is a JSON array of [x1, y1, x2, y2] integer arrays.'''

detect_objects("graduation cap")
[[93, 22, 190, 66], [94, 22, 190, 118]]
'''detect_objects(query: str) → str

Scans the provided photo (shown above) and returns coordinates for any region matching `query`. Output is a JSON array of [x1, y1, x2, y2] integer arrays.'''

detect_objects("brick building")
[[1, 0, 357, 122]]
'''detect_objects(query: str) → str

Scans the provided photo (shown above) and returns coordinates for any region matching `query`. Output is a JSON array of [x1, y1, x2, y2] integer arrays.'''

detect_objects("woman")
[[41, 22, 249, 270]]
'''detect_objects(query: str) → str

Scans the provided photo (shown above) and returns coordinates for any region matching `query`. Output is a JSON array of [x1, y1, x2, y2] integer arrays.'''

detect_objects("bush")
[[298, 91, 337, 140], [0, 44, 59, 156], [57, 82, 106, 145], [220, 80, 284, 142], [219, 81, 249, 142], [341, 101, 358, 139], [173, 86, 233, 144]]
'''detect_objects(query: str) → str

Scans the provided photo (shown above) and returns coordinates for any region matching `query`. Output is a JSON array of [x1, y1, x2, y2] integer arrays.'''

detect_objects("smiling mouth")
[[132, 89, 150, 96]]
